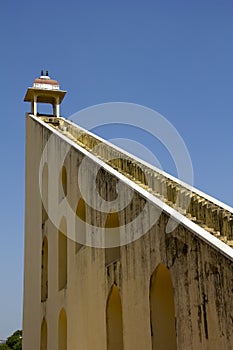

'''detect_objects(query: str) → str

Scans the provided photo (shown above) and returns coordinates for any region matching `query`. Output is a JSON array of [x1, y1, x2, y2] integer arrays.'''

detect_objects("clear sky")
[[1, 0, 233, 339]]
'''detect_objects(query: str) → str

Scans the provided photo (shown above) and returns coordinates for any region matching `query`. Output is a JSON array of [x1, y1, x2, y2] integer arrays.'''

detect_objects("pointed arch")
[[75, 197, 86, 252], [105, 212, 120, 266], [41, 237, 48, 301], [106, 284, 123, 350], [42, 163, 48, 225], [150, 263, 177, 350], [40, 318, 47, 350], [59, 166, 67, 202], [58, 217, 67, 290], [58, 308, 67, 350]]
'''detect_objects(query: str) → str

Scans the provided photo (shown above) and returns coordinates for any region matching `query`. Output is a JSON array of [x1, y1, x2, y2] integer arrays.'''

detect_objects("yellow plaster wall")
[[23, 115, 233, 350]]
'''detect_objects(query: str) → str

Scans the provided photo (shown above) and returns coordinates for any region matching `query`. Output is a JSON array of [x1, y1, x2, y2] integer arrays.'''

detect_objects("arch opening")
[[59, 166, 67, 202], [41, 237, 48, 302], [40, 318, 47, 350], [150, 263, 177, 350], [75, 197, 86, 252], [42, 163, 48, 225], [58, 308, 67, 350], [106, 284, 123, 350], [58, 217, 67, 290]]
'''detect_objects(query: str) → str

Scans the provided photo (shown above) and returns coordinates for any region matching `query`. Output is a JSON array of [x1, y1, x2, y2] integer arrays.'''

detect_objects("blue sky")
[[1, 0, 233, 339]]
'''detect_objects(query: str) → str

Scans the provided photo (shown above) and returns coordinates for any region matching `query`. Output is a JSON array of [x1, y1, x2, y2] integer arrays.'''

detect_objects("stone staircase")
[[41, 116, 233, 247]]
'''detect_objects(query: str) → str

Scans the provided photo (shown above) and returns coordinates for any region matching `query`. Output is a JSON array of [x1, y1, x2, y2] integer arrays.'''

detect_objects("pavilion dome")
[[33, 71, 60, 90]]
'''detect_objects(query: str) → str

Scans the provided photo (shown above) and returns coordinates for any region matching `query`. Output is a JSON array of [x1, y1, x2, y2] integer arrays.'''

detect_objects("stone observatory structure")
[[23, 73, 233, 350]]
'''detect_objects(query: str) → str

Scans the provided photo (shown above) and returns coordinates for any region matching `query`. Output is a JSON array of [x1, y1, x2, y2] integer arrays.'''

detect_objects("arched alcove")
[[40, 318, 47, 350], [41, 237, 48, 302], [150, 263, 177, 350], [105, 212, 120, 266], [58, 308, 67, 350], [42, 163, 48, 225], [75, 197, 86, 252], [59, 166, 67, 202], [58, 217, 67, 290], [106, 284, 123, 350]]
